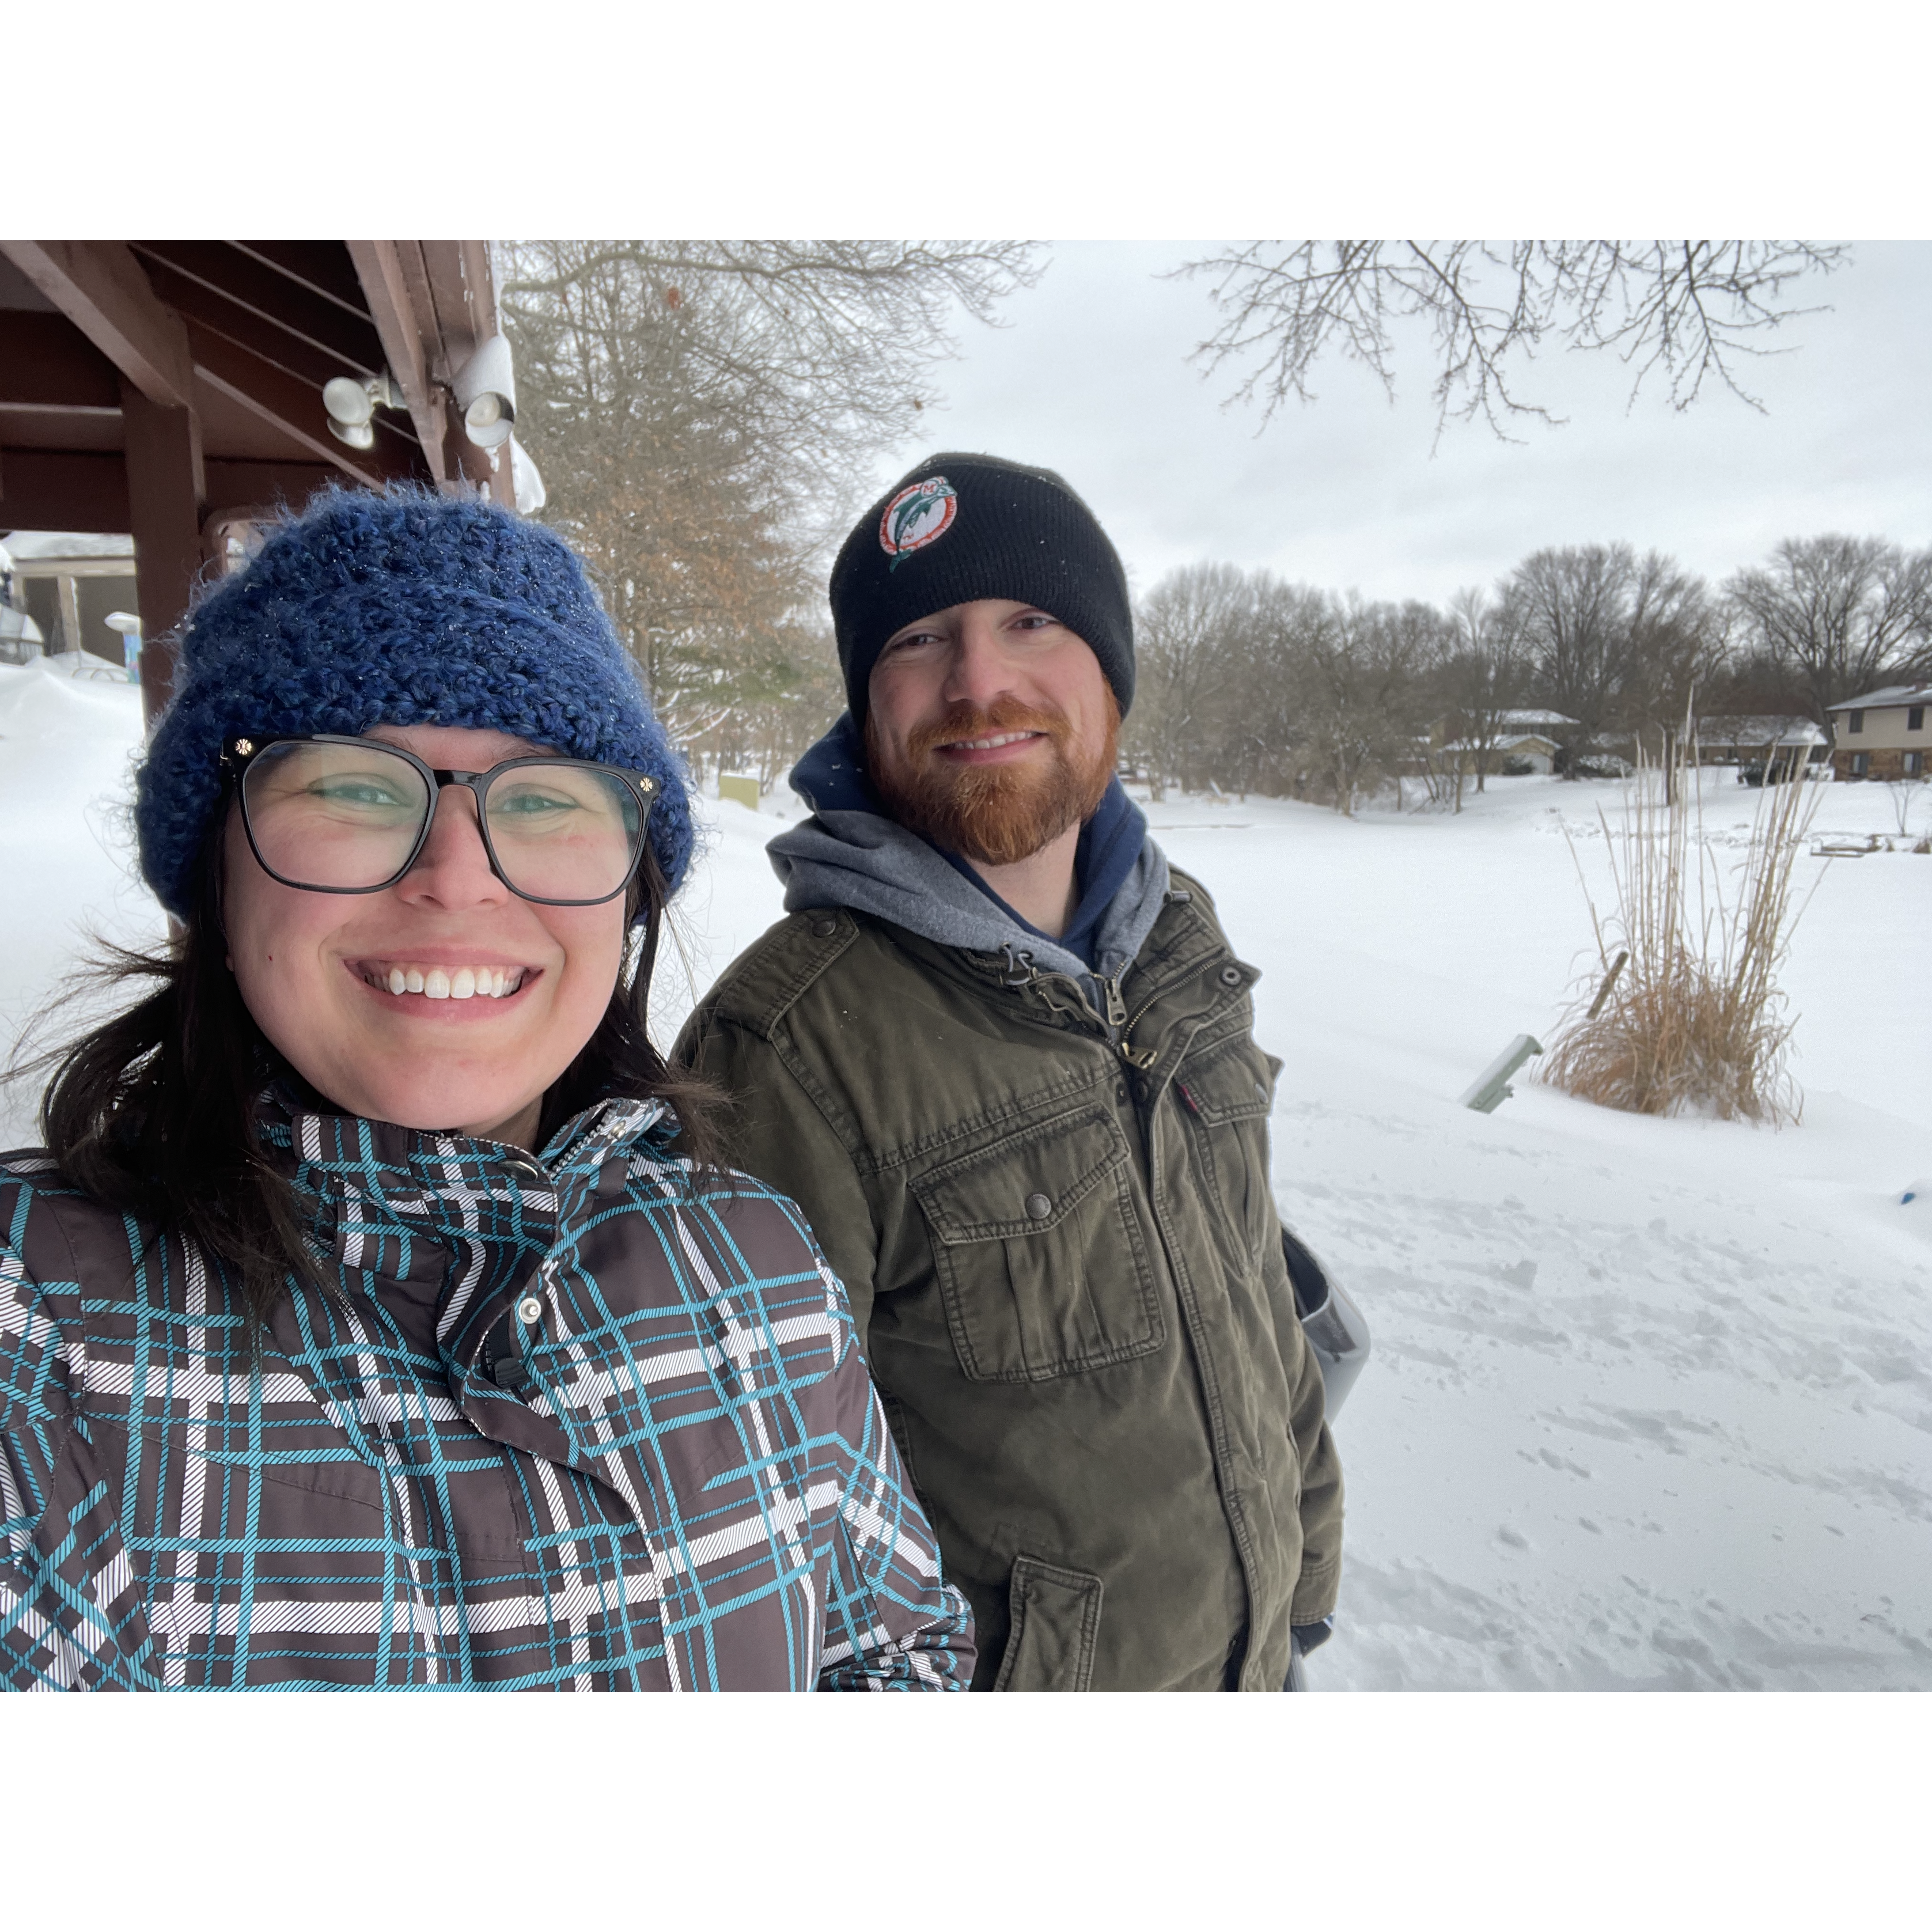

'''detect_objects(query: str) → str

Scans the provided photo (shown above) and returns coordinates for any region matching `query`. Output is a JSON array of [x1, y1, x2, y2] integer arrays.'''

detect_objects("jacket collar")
[[775, 713, 1168, 986], [253, 1087, 700, 1531], [261, 1086, 665, 1326], [897, 884, 1256, 1075]]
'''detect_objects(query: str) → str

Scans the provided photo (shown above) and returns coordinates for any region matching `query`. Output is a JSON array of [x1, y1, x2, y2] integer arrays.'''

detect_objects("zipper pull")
[[1119, 1041, 1160, 1071], [1103, 971, 1129, 1029]]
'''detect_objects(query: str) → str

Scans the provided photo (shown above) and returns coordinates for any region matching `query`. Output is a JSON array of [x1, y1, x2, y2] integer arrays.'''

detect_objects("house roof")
[[1825, 685, 1932, 712], [0, 531, 135, 561], [1698, 714, 1828, 745], [1497, 709, 1578, 728], [1439, 733, 1560, 754]]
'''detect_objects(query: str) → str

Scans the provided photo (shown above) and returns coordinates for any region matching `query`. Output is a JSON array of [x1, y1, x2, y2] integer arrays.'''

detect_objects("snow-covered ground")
[[0, 664, 165, 1104], [6, 656, 1929, 1689]]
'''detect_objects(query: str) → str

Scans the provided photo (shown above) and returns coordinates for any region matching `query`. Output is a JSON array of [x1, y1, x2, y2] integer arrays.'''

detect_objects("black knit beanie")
[[828, 452, 1134, 722]]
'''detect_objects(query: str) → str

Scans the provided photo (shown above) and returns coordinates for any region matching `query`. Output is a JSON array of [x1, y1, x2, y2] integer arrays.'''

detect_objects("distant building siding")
[[1829, 699, 1929, 778]]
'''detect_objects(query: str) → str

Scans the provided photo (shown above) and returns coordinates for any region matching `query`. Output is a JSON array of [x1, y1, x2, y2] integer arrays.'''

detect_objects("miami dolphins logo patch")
[[878, 475, 958, 570]]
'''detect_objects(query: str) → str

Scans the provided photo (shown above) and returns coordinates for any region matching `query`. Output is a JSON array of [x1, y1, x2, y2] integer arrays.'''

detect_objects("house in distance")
[[1433, 708, 1578, 776], [1827, 687, 1931, 781]]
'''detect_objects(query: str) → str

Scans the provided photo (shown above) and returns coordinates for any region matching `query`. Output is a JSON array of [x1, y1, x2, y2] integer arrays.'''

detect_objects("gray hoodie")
[[766, 717, 1171, 1025]]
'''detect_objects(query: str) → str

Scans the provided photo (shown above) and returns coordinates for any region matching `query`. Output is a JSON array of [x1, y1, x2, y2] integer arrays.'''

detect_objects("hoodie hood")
[[770, 713, 1169, 992]]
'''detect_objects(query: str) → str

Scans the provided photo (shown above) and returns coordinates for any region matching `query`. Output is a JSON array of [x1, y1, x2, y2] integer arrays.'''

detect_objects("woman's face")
[[222, 723, 631, 1147]]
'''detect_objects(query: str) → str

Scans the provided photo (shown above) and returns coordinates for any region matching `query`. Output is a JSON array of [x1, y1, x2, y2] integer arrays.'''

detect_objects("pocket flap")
[[910, 1107, 1128, 1246], [994, 1553, 1105, 1693], [1176, 1036, 1276, 1124]]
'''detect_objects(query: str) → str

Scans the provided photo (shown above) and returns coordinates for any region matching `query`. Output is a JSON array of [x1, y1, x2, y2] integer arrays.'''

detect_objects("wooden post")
[[56, 574, 82, 654], [122, 378, 206, 726]]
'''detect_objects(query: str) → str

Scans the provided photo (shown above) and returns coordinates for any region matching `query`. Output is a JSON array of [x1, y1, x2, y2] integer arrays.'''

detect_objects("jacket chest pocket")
[[910, 1105, 1164, 1383], [1176, 1037, 1281, 1260]]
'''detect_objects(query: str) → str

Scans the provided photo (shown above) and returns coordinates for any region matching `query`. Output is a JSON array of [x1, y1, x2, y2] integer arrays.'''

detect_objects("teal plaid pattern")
[[0, 1096, 972, 1690]]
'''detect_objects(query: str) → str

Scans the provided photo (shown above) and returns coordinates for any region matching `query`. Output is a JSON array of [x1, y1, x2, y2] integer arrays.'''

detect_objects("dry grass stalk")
[[1541, 732, 1823, 1123]]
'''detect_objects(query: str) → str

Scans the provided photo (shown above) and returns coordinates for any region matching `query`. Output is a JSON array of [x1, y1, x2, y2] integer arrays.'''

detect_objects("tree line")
[[498, 240, 1915, 808], [1122, 535, 1932, 812]]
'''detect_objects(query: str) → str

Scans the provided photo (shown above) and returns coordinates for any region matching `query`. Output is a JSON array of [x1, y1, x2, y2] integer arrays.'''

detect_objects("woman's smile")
[[348, 957, 537, 1001]]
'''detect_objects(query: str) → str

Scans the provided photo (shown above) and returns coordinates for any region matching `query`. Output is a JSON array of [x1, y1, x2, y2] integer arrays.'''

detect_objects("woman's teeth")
[[377, 965, 522, 999]]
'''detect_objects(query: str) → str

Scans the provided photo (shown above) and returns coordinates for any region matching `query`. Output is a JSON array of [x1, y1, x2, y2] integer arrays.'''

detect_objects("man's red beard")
[[865, 690, 1121, 868]]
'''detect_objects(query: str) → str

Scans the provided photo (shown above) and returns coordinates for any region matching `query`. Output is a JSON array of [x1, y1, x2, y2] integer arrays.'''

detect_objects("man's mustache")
[[906, 698, 1071, 761]]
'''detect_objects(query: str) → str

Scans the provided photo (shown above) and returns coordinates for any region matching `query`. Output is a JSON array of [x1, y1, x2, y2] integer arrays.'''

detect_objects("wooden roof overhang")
[[0, 240, 511, 721]]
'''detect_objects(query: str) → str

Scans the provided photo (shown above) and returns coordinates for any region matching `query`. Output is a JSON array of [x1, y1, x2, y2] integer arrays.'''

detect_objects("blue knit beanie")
[[135, 487, 693, 920]]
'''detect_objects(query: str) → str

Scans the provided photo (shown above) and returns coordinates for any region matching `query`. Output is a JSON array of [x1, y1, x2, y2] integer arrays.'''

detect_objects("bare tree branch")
[[498, 240, 1042, 764], [1173, 241, 1849, 441]]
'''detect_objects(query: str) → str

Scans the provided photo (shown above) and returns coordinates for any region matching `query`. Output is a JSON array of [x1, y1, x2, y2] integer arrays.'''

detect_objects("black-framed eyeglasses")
[[222, 734, 658, 907]]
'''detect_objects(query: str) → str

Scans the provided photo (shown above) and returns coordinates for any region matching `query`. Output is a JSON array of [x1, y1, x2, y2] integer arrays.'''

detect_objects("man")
[[675, 453, 1342, 1691]]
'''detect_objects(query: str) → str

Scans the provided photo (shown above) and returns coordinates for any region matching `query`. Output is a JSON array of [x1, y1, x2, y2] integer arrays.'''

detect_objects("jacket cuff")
[[1291, 1551, 1341, 1624]]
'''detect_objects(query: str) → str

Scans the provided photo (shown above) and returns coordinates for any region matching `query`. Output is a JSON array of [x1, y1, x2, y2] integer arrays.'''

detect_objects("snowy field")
[[4, 656, 1929, 1690]]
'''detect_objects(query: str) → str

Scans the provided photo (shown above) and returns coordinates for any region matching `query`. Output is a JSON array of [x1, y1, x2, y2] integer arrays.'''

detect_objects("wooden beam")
[[0, 312, 122, 410], [392, 244, 444, 374], [0, 452, 335, 534], [229, 241, 369, 319], [56, 575, 84, 654], [345, 240, 447, 482], [133, 245, 387, 385], [0, 449, 131, 529], [422, 241, 488, 361], [122, 378, 206, 723], [186, 320, 412, 488], [459, 239, 499, 340], [203, 459, 342, 515], [0, 241, 194, 409]]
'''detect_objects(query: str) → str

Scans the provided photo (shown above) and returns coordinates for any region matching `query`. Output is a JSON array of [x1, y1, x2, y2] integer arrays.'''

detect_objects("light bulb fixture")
[[452, 334, 516, 449], [321, 372, 401, 451]]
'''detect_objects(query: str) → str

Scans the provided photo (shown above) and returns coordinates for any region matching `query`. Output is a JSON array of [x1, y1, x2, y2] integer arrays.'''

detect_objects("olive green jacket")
[[673, 870, 1342, 1691]]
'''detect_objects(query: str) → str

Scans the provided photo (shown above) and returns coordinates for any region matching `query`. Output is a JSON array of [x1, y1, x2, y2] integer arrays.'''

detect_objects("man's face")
[[863, 598, 1119, 866]]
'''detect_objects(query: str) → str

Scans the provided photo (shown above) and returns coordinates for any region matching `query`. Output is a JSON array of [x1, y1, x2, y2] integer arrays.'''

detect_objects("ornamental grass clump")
[[1541, 733, 1822, 1124]]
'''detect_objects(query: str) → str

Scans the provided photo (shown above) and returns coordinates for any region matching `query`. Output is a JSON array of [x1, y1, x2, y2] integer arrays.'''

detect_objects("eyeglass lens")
[[240, 741, 645, 901]]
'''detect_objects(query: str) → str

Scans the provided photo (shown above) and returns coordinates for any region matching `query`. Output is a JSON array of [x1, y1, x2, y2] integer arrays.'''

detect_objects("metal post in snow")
[[1460, 1035, 1544, 1114]]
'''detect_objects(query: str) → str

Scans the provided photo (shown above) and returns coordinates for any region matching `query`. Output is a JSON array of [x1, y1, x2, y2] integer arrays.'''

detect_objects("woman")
[[0, 489, 973, 1691]]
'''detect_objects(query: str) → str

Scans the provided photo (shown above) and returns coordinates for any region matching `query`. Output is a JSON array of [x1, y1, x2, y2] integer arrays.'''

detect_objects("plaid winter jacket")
[[0, 1092, 973, 1691]]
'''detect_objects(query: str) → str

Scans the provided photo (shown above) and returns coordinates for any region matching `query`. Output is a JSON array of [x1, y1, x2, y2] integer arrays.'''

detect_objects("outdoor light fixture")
[[452, 334, 516, 449], [321, 372, 404, 450]]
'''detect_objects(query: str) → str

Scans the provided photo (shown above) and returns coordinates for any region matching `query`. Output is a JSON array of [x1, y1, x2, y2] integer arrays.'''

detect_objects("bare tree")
[[1174, 241, 1847, 440], [1126, 562, 1257, 800], [1433, 586, 1530, 805], [1297, 595, 1444, 815], [1723, 535, 1932, 725], [1499, 544, 1642, 767], [501, 241, 1041, 758], [1622, 555, 1729, 797], [1216, 576, 1328, 800]]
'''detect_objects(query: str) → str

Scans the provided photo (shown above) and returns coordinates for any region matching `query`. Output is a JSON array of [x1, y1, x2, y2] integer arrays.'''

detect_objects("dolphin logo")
[[879, 476, 958, 569]]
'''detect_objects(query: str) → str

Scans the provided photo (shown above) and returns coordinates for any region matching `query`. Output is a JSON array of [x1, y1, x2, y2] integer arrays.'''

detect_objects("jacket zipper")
[[998, 946, 1190, 1073], [1113, 977, 1164, 1070]]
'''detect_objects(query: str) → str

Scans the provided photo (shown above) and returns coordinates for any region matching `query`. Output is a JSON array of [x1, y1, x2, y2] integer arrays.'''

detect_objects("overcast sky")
[[861, 241, 1932, 610]]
